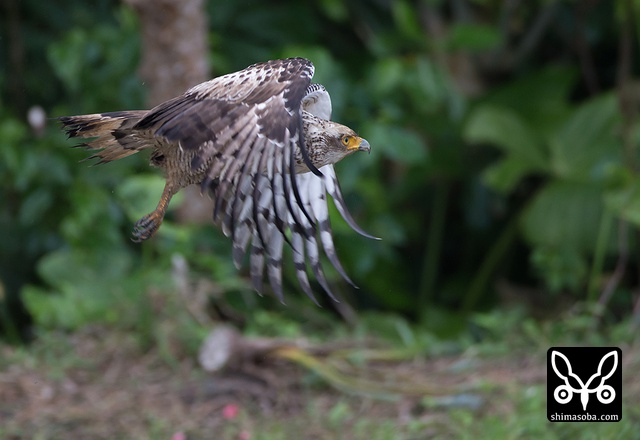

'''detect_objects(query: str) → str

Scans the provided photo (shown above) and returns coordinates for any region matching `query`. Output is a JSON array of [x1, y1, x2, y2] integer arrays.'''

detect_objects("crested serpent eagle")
[[60, 57, 378, 303]]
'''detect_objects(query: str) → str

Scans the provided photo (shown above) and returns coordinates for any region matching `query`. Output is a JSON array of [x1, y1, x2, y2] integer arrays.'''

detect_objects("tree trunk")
[[125, 0, 213, 224], [124, 0, 209, 105]]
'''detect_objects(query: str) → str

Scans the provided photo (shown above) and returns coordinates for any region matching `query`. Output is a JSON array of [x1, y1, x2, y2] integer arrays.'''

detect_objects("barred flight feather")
[[59, 57, 378, 304]]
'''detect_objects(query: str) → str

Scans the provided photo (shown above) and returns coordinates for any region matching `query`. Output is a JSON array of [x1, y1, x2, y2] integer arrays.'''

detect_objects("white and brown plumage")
[[60, 57, 377, 303]]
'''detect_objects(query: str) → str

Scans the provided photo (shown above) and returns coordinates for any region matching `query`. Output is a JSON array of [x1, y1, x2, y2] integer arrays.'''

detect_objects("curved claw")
[[132, 211, 163, 242], [131, 181, 176, 242]]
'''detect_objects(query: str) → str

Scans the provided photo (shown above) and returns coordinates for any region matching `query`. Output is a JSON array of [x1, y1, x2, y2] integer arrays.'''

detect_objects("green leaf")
[[318, 0, 349, 21], [23, 247, 135, 329], [482, 66, 576, 137], [364, 122, 427, 164], [370, 58, 406, 98], [48, 29, 85, 92], [464, 105, 547, 169], [392, 0, 422, 40], [605, 176, 640, 226], [482, 156, 541, 194], [19, 189, 54, 226], [521, 181, 611, 253], [37, 247, 132, 288], [530, 246, 588, 293], [549, 93, 621, 181], [446, 24, 501, 52], [60, 184, 122, 246], [414, 57, 449, 109]]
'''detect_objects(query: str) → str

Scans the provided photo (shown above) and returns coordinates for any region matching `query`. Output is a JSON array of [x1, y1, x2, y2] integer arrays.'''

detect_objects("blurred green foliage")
[[1, 0, 639, 343]]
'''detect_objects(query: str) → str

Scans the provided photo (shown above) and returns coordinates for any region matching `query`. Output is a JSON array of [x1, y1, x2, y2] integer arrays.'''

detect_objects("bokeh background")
[[1, 0, 639, 437]]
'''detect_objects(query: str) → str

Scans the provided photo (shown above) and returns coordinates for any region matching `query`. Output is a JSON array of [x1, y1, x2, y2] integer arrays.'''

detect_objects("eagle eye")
[[341, 136, 351, 146]]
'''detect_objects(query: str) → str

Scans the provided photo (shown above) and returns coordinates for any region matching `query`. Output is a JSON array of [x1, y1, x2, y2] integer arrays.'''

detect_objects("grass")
[[1, 306, 638, 439]]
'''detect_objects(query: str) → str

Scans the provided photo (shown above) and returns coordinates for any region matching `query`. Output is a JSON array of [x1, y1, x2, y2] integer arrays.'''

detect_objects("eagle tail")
[[59, 110, 149, 164]]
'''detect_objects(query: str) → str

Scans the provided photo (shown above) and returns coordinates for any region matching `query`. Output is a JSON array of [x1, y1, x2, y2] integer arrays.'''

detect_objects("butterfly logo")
[[550, 350, 618, 411]]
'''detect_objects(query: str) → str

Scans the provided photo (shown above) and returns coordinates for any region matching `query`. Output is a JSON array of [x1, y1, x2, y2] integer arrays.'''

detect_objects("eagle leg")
[[131, 180, 177, 242]]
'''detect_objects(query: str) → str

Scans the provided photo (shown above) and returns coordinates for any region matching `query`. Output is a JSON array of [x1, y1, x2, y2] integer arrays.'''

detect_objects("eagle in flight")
[[60, 57, 377, 303]]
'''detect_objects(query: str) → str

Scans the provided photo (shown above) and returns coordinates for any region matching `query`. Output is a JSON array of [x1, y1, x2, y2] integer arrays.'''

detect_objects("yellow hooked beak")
[[357, 138, 371, 154], [346, 136, 371, 154]]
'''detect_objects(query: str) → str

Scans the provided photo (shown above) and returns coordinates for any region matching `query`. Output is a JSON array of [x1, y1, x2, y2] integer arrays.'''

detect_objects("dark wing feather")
[[135, 58, 374, 302], [135, 58, 312, 156]]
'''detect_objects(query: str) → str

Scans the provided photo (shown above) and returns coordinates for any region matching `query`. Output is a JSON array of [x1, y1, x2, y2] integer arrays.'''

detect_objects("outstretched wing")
[[282, 84, 379, 302], [135, 58, 320, 175], [221, 82, 378, 303], [299, 84, 379, 241], [136, 58, 373, 302]]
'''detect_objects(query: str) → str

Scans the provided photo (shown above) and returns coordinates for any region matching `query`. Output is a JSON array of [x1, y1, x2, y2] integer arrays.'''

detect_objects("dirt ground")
[[1, 327, 638, 439]]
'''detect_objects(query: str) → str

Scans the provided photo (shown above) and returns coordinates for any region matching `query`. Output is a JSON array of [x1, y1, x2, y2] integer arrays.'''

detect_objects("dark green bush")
[[1, 0, 638, 342]]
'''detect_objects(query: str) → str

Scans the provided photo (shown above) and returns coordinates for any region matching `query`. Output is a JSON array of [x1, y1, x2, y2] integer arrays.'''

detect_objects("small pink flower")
[[222, 403, 239, 420], [238, 430, 251, 440], [171, 432, 187, 440]]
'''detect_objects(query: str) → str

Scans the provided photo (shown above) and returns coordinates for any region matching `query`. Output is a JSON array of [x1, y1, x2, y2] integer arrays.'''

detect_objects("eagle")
[[60, 57, 377, 303]]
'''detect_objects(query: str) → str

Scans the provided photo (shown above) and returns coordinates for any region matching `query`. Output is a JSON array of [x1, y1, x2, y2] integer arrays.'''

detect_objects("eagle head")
[[299, 112, 370, 173]]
